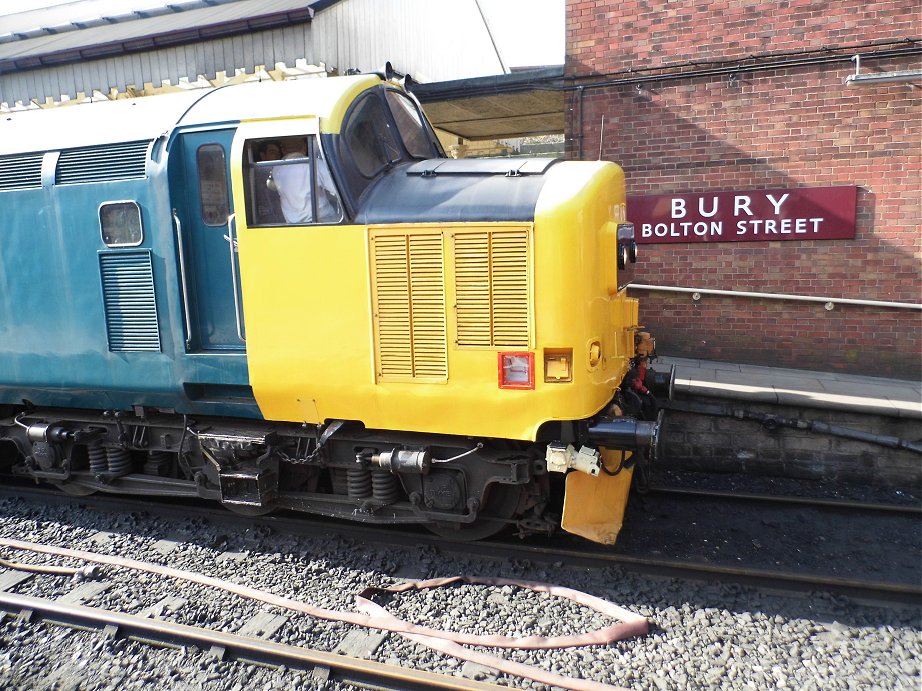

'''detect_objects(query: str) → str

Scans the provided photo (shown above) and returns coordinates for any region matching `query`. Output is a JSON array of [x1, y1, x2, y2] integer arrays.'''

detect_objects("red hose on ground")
[[0, 537, 647, 691]]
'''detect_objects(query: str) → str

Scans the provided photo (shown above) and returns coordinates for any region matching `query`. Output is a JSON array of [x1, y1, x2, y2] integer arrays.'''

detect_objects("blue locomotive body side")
[[0, 101, 258, 418]]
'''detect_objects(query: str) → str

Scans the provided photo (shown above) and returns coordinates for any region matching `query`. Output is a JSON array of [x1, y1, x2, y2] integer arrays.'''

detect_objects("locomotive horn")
[[374, 61, 396, 80]]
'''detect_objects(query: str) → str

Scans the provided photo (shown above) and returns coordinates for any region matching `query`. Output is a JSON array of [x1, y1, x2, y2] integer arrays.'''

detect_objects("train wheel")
[[425, 483, 524, 541], [52, 480, 97, 497]]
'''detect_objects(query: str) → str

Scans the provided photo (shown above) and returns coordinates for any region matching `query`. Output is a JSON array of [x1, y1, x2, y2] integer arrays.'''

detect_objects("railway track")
[[495, 536, 921, 606], [644, 484, 922, 516], [2, 482, 918, 607], [0, 506, 644, 691], [0, 590, 504, 691], [1, 481, 919, 691]]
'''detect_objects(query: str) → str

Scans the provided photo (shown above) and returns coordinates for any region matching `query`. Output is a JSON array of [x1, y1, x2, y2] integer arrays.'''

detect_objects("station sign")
[[629, 186, 858, 244]]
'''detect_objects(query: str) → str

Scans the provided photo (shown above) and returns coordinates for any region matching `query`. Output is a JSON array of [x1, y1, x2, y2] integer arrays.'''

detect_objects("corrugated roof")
[[0, 0, 313, 67], [0, 0, 566, 139], [310, 0, 507, 83], [0, 1, 230, 41]]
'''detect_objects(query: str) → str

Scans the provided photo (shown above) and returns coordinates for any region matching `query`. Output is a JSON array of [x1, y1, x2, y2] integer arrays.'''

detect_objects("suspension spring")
[[371, 469, 400, 505], [106, 447, 133, 478], [346, 467, 372, 498], [144, 450, 171, 476], [87, 445, 107, 476]]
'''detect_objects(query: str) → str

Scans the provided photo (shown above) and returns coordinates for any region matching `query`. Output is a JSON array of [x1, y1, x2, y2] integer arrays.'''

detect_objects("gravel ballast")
[[0, 493, 919, 691]]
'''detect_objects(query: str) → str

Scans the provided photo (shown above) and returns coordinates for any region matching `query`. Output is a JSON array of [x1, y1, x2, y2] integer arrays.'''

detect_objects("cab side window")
[[244, 137, 342, 226]]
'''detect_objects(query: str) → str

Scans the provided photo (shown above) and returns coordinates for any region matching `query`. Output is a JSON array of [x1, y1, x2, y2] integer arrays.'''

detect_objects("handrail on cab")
[[171, 209, 194, 350]]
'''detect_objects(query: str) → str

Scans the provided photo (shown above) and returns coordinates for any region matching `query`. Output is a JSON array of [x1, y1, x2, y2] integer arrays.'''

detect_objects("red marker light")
[[498, 352, 535, 389]]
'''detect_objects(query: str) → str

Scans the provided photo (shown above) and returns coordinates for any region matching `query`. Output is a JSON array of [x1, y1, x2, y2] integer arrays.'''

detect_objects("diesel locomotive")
[[0, 72, 669, 544]]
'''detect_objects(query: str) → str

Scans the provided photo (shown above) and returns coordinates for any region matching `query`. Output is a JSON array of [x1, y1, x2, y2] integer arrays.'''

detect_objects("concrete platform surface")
[[658, 356, 922, 420]]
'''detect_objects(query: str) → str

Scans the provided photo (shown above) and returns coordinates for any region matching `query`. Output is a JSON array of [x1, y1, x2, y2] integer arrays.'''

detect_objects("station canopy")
[[411, 67, 565, 141]]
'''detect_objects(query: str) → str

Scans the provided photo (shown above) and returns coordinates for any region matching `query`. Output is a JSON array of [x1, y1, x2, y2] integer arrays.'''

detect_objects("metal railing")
[[625, 284, 922, 311]]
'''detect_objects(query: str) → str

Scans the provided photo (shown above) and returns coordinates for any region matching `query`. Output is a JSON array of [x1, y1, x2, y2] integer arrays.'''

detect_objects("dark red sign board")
[[628, 186, 858, 244]]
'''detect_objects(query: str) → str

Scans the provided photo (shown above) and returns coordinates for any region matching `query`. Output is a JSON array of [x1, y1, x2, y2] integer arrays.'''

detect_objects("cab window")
[[385, 90, 440, 159], [340, 87, 443, 203], [243, 136, 343, 226], [196, 144, 230, 226], [345, 94, 400, 178]]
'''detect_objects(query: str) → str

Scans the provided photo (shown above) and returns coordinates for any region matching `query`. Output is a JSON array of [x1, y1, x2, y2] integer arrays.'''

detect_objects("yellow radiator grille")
[[371, 233, 448, 381], [455, 228, 530, 348]]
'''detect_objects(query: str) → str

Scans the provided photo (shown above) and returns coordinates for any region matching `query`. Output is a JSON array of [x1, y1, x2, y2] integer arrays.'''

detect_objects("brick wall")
[[567, 1, 919, 73], [566, 1, 921, 377]]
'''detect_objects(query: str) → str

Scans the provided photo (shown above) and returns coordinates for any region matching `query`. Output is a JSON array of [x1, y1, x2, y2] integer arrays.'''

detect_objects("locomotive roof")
[[0, 74, 380, 157]]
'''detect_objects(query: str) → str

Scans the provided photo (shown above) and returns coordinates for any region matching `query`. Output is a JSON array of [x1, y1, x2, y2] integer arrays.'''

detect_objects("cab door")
[[172, 129, 245, 351]]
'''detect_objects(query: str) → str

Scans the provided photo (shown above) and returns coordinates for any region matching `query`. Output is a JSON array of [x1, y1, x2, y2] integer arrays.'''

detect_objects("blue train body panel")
[[0, 94, 259, 418]]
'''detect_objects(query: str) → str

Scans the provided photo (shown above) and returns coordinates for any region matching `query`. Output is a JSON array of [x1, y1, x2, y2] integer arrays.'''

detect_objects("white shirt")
[[271, 153, 312, 224], [270, 152, 341, 224]]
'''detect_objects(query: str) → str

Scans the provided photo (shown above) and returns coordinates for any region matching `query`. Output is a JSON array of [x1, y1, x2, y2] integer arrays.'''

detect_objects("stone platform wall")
[[659, 397, 921, 489]]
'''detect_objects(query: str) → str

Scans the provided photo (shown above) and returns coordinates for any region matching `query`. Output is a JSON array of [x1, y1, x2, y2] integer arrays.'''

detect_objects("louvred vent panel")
[[455, 228, 530, 348], [56, 140, 150, 184], [371, 232, 448, 381]]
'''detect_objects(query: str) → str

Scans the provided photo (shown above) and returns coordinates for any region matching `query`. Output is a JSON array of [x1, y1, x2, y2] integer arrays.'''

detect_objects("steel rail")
[[7, 474, 919, 518], [477, 538, 922, 607], [0, 591, 507, 691], [1, 484, 917, 605], [645, 485, 922, 515]]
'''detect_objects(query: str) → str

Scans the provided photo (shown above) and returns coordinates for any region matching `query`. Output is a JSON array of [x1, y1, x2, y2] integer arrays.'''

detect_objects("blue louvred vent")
[[99, 250, 161, 352], [57, 140, 150, 184], [0, 152, 43, 191]]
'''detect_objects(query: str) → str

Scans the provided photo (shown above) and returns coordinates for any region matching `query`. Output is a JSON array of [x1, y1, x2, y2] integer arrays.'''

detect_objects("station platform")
[[657, 356, 922, 420]]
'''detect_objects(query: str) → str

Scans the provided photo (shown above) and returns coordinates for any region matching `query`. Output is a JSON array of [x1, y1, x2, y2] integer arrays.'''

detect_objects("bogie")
[[0, 408, 554, 539]]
